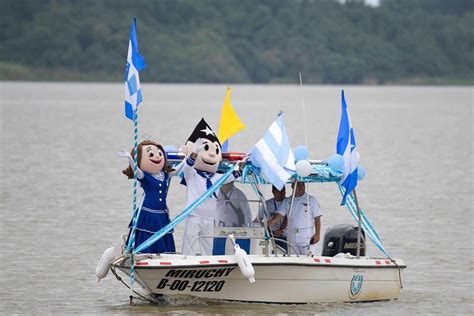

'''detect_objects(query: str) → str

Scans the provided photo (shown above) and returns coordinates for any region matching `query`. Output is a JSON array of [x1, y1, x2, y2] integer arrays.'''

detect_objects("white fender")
[[95, 239, 123, 282], [234, 243, 255, 283]]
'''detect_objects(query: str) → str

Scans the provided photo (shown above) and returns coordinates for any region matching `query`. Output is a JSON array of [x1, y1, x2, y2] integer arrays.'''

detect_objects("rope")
[[129, 108, 139, 302], [127, 193, 145, 251], [338, 185, 390, 258], [391, 259, 404, 289], [130, 109, 139, 251], [110, 265, 156, 304]]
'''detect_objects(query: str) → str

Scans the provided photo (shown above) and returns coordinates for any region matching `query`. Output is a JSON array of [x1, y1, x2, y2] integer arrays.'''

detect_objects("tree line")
[[0, 0, 472, 84]]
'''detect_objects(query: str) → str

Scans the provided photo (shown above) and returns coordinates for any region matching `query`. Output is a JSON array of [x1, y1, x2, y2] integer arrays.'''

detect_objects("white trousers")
[[182, 216, 214, 256], [292, 244, 318, 256], [288, 227, 317, 256]]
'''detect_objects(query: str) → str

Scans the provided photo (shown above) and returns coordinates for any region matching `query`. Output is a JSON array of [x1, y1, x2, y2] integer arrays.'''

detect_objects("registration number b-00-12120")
[[157, 278, 225, 292]]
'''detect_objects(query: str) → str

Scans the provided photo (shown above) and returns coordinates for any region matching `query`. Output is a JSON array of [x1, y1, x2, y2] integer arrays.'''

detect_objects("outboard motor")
[[321, 224, 366, 257]]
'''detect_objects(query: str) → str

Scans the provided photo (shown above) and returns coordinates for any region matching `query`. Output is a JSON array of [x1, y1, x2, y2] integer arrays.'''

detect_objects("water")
[[0, 82, 472, 314]]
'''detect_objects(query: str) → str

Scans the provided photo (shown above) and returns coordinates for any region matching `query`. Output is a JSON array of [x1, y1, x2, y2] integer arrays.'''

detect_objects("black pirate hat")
[[187, 118, 221, 147]]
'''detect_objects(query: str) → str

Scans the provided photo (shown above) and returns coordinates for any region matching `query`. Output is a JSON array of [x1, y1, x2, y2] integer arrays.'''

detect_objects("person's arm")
[[267, 213, 284, 229], [183, 139, 204, 178], [271, 198, 288, 228], [222, 169, 243, 184], [168, 160, 185, 177], [280, 215, 288, 230], [309, 195, 322, 244], [118, 150, 144, 179], [223, 156, 247, 184], [273, 215, 288, 237], [310, 216, 321, 244]]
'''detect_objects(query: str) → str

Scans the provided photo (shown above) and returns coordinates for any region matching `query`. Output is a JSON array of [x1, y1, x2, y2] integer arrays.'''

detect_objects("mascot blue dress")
[[120, 140, 183, 254]]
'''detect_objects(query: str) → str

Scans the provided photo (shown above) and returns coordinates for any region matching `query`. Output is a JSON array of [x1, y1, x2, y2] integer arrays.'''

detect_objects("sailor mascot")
[[119, 140, 184, 254], [181, 118, 242, 256]]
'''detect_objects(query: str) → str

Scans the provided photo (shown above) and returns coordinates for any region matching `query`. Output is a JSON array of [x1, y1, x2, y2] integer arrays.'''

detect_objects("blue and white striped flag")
[[124, 18, 146, 121], [250, 113, 295, 190], [337, 90, 359, 205]]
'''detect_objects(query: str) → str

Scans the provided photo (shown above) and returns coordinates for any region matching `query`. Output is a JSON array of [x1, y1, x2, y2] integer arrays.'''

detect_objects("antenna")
[[299, 73, 311, 249], [299, 72, 309, 148]]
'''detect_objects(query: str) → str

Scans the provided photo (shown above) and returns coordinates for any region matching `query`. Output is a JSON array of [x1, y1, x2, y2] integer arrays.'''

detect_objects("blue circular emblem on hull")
[[349, 274, 363, 299]]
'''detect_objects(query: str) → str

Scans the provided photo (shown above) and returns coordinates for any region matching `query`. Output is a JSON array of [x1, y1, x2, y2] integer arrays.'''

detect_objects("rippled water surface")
[[0, 83, 472, 314]]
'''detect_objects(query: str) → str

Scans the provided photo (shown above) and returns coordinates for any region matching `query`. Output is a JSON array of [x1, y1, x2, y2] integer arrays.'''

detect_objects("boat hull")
[[112, 254, 405, 303]]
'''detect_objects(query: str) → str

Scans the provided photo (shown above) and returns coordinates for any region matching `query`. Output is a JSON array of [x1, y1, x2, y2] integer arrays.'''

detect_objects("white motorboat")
[[105, 158, 406, 304], [110, 232, 405, 303]]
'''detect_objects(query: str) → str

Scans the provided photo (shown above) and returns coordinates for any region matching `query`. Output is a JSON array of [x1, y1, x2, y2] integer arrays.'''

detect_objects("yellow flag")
[[217, 87, 245, 145]]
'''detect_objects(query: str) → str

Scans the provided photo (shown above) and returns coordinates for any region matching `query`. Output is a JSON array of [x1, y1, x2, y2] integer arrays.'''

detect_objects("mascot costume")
[[181, 118, 242, 255], [120, 140, 184, 253]]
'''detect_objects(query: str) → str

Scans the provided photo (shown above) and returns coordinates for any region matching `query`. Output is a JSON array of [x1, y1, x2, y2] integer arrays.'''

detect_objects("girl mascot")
[[120, 140, 183, 254]]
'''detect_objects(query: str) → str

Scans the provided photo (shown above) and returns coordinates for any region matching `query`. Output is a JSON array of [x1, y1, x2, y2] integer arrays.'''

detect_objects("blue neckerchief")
[[196, 170, 217, 198]]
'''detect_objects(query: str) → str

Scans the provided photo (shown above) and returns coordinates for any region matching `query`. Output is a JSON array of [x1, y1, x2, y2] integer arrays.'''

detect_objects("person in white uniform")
[[268, 181, 322, 255], [257, 185, 287, 233], [215, 181, 252, 227], [257, 185, 288, 250]]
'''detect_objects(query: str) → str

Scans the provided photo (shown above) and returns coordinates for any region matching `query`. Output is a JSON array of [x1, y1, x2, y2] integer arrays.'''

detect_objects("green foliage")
[[0, 0, 472, 84]]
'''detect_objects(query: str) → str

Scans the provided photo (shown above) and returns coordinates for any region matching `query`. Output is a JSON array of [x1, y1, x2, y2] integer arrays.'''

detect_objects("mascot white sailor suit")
[[181, 118, 241, 256]]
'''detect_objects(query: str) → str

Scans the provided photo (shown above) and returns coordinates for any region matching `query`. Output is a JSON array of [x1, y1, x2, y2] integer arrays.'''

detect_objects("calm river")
[[0, 83, 472, 314]]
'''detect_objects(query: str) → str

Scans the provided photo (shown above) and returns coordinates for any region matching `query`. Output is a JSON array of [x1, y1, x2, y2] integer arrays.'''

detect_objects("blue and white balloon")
[[357, 166, 366, 180], [293, 145, 308, 162], [295, 160, 313, 177], [326, 154, 344, 172]]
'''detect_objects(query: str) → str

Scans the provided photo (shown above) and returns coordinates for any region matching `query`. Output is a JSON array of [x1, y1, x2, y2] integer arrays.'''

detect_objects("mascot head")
[[183, 118, 222, 173], [123, 140, 167, 178]]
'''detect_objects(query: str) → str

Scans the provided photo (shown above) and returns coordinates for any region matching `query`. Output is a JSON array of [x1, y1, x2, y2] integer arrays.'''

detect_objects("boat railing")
[[183, 235, 300, 259]]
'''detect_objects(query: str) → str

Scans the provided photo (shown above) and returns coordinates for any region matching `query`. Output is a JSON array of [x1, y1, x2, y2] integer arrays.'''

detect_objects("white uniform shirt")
[[277, 193, 322, 246], [258, 198, 287, 232], [215, 187, 252, 227], [183, 161, 236, 220]]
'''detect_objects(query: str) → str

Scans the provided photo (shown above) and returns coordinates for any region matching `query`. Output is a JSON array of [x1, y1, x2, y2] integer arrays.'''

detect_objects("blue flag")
[[249, 113, 295, 190], [124, 18, 146, 121], [337, 90, 359, 205]]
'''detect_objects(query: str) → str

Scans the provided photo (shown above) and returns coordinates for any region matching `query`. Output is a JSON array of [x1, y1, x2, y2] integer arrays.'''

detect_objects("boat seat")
[[212, 226, 264, 255], [212, 238, 250, 255]]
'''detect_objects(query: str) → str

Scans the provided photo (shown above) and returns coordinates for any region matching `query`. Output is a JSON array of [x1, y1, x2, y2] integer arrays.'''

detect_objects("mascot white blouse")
[[181, 118, 241, 256]]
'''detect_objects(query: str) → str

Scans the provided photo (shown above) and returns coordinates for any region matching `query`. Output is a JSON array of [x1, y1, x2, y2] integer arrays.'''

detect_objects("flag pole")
[[128, 109, 139, 305], [123, 17, 146, 305], [286, 181, 298, 256], [299, 73, 312, 254], [352, 189, 362, 258]]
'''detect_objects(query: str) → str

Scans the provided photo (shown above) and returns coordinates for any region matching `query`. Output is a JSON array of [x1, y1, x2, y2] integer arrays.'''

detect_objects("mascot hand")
[[118, 150, 132, 159], [118, 150, 135, 167], [238, 154, 250, 169], [194, 138, 204, 154]]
